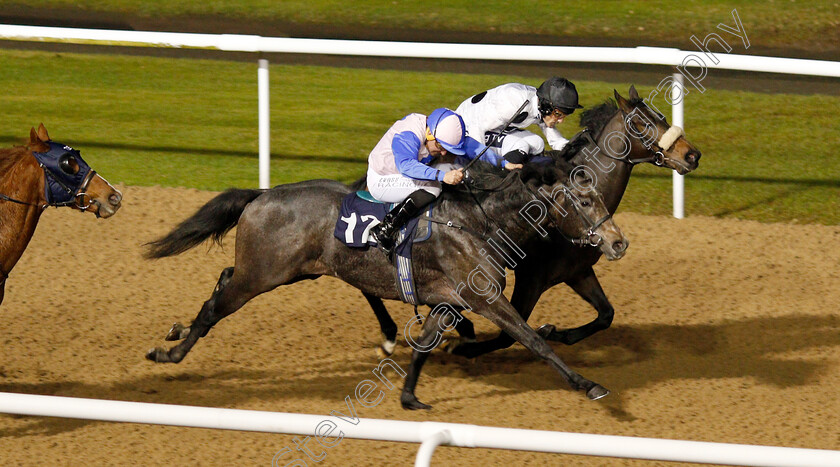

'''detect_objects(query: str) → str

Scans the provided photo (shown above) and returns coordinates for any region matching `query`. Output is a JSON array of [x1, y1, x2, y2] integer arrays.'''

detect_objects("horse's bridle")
[[41, 164, 98, 211], [435, 169, 610, 248], [519, 177, 610, 248], [584, 109, 686, 168], [0, 147, 97, 212]]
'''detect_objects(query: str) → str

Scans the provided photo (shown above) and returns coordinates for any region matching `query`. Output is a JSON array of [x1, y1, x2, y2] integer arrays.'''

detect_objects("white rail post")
[[671, 72, 685, 219], [258, 58, 270, 189], [415, 430, 452, 467]]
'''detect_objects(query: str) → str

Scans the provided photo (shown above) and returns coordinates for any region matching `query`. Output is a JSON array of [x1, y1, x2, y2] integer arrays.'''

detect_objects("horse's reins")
[[419, 171, 522, 240], [424, 171, 609, 248], [0, 192, 45, 209]]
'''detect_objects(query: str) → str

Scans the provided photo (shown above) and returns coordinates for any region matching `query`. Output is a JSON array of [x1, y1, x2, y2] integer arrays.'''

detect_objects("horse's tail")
[[145, 188, 265, 259]]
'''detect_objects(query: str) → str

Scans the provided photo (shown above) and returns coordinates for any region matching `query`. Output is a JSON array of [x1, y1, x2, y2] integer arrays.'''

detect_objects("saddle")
[[334, 191, 434, 253], [334, 191, 435, 305]]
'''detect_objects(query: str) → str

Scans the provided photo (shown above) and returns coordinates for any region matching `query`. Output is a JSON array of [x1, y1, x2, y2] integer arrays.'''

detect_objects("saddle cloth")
[[333, 191, 435, 305]]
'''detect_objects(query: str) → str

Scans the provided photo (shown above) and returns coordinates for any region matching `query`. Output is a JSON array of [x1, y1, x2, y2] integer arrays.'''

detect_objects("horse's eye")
[[59, 154, 80, 175], [580, 199, 591, 207]]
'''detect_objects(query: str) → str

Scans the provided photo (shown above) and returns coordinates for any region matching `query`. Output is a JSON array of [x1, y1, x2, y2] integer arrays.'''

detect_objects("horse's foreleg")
[[449, 280, 542, 358], [400, 311, 449, 410], [473, 298, 608, 400], [539, 268, 614, 345], [0, 279, 5, 307], [364, 292, 399, 357]]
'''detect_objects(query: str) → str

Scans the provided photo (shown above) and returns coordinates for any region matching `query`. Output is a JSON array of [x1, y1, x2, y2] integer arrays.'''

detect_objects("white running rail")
[[1, 391, 839, 466], [1, 24, 838, 212]]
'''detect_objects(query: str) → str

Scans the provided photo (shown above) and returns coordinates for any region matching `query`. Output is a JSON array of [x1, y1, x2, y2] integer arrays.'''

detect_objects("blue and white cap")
[[427, 108, 466, 155]]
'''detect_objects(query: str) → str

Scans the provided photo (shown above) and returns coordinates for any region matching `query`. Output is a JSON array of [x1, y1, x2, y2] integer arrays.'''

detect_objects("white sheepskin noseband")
[[657, 125, 684, 151]]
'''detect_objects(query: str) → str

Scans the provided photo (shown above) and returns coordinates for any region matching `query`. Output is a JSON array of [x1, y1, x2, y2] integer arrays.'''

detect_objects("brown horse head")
[[28, 124, 122, 218], [613, 86, 701, 175]]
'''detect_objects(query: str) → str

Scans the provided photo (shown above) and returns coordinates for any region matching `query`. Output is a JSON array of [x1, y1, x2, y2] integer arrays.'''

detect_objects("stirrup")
[[370, 226, 396, 256]]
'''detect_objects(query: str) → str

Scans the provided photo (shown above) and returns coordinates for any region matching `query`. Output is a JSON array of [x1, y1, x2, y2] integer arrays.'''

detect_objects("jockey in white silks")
[[366, 108, 519, 255], [455, 77, 584, 165]]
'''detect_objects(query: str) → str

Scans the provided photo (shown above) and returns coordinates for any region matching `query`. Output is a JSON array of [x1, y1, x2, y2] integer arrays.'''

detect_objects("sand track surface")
[[1, 185, 839, 466]]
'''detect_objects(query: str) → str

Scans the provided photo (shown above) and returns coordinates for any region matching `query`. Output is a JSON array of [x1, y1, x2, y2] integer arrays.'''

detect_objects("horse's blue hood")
[[32, 141, 94, 206]]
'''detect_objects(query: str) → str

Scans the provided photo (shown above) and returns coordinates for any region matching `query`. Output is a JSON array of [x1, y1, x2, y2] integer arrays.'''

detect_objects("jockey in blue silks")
[[366, 108, 521, 255]]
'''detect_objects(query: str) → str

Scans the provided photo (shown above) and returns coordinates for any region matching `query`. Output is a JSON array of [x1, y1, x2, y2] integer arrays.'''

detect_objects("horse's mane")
[[547, 95, 645, 163], [579, 99, 620, 134], [547, 131, 591, 162], [0, 145, 27, 175]]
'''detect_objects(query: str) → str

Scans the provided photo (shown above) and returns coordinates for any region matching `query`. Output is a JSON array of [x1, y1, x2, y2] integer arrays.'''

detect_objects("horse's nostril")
[[613, 241, 625, 253], [109, 194, 121, 206], [690, 151, 701, 164]]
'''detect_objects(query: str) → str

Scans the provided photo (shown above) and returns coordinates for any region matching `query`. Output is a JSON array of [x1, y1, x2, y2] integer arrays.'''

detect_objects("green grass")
[[1, 49, 838, 225], [12, 1, 840, 52]]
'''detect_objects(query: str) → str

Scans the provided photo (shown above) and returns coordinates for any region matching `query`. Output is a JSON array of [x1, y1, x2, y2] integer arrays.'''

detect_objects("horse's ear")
[[628, 85, 640, 101], [614, 89, 632, 113], [36, 123, 50, 142], [29, 127, 38, 145]]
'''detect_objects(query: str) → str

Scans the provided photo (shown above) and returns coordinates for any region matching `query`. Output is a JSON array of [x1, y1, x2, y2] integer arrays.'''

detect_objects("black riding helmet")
[[537, 77, 584, 116]]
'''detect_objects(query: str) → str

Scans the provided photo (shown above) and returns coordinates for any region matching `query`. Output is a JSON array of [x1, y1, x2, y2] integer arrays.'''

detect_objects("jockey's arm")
[[540, 123, 569, 151], [392, 131, 445, 182], [464, 137, 502, 166]]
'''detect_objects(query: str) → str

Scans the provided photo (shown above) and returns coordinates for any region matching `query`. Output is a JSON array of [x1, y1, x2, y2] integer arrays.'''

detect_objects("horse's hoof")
[[165, 323, 190, 341], [536, 324, 556, 339], [401, 392, 432, 410], [586, 384, 610, 400], [375, 339, 396, 359], [146, 347, 170, 363], [442, 337, 476, 354]]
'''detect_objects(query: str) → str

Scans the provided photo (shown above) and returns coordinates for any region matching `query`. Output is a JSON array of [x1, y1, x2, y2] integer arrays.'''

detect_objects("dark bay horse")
[[362, 86, 702, 358], [144, 162, 628, 408], [0, 124, 123, 307], [450, 86, 701, 357]]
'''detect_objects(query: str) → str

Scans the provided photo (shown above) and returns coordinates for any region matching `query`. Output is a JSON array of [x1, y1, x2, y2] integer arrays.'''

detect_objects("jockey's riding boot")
[[370, 189, 436, 256]]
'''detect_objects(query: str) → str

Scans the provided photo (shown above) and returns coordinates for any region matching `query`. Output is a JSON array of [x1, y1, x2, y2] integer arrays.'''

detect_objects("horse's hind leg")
[[0, 279, 5, 307], [147, 266, 272, 364], [364, 292, 398, 357], [162, 267, 234, 342], [538, 269, 614, 345]]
